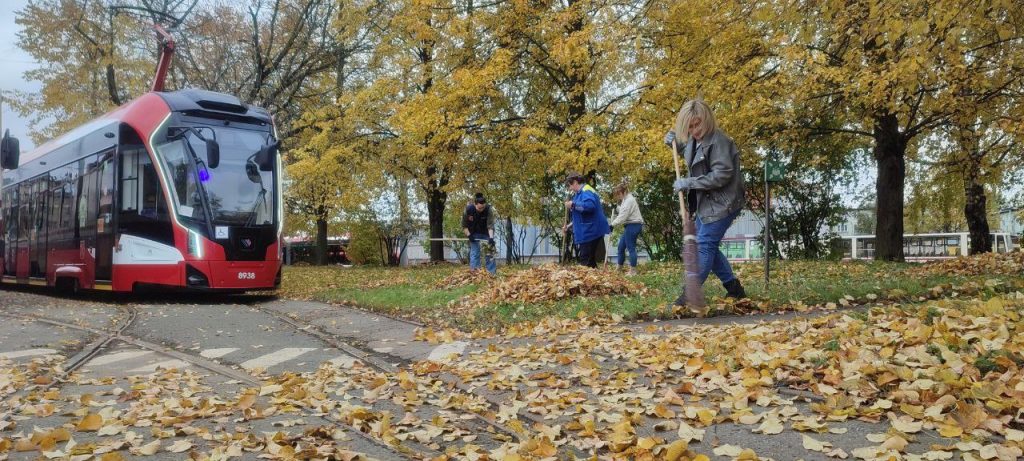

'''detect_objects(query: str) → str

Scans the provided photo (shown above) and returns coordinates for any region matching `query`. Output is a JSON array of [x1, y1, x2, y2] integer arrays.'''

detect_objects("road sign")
[[765, 159, 786, 182]]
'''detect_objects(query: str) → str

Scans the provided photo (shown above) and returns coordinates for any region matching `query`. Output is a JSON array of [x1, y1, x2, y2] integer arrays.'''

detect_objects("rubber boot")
[[724, 278, 747, 299]]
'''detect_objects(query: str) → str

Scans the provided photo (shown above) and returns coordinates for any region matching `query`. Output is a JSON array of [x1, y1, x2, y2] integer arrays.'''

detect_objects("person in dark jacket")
[[664, 99, 747, 302], [562, 172, 610, 268], [462, 193, 496, 274]]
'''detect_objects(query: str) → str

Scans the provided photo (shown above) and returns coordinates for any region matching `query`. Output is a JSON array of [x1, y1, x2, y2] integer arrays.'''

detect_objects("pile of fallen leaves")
[[452, 264, 646, 311], [909, 251, 1024, 277], [433, 270, 495, 289], [406, 292, 1024, 460]]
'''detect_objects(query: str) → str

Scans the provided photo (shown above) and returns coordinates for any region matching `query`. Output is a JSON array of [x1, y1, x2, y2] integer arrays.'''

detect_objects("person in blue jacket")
[[562, 172, 610, 268]]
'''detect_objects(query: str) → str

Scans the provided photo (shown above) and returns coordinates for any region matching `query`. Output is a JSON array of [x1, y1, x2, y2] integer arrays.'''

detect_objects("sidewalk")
[[259, 297, 1016, 460]]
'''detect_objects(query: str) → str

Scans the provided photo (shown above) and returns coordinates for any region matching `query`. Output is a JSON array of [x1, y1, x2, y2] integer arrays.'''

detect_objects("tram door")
[[16, 183, 30, 277], [95, 154, 115, 280], [1, 188, 17, 276], [30, 179, 47, 277]]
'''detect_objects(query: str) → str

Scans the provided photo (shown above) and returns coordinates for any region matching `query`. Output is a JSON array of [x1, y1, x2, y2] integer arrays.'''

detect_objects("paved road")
[[1, 286, 991, 460]]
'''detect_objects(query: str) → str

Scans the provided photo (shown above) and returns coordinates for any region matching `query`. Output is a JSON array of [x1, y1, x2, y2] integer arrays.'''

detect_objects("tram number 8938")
[[238, 272, 257, 280]]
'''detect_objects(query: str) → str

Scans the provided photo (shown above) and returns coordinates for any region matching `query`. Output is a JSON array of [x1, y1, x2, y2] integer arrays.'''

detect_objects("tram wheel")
[[56, 277, 80, 295]]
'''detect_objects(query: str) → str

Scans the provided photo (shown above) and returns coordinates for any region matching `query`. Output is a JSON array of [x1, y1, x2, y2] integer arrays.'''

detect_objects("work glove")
[[673, 178, 689, 194], [468, 235, 476, 243], [488, 238, 495, 246], [663, 130, 676, 147]]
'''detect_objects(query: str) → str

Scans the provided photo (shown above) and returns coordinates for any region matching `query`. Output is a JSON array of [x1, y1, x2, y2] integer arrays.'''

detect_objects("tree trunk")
[[505, 216, 514, 264], [964, 172, 991, 254], [427, 188, 447, 262], [315, 217, 328, 265], [872, 113, 907, 262]]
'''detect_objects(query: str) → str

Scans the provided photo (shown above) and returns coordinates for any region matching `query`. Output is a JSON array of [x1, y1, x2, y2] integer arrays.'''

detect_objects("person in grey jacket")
[[664, 99, 747, 302], [610, 183, 643, 276]]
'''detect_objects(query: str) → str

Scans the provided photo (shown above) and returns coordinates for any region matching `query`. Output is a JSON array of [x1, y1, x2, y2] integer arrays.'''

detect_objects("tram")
[[713, 232, 1017, 262], [836, 232, 1019, 261], [0, 28, 282, 292]]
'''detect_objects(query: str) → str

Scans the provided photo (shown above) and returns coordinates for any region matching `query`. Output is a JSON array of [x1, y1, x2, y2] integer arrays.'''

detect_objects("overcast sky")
[[0, 0, 39, 151]]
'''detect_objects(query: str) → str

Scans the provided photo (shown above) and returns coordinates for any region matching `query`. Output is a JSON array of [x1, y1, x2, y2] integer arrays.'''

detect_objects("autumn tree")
[[13, 0, 176, 141], [783, 0, 1023, 261], [937, 4, 1023, 254], [285, 0, 385, 264], [14, 0, 336, 142], [494, 0, 652, 184], [332, 0, 518, 262], [613, 0, 789, 263]]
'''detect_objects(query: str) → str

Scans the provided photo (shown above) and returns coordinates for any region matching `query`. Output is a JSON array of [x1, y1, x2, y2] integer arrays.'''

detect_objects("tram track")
[[3, 296, 830, 459], [248, 304, 532, 445], [0, 305, 137, 397], [2, 298, 574, 457], [0, 304, 137, 435], [0, 306, 426, 460]]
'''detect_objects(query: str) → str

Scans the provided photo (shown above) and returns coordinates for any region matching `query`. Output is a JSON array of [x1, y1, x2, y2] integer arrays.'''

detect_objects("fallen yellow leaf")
[[76, 414, 103, 432]]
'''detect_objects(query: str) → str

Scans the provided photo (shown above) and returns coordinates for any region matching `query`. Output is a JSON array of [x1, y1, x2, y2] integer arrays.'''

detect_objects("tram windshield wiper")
[[167, 128, 217, 235], [243, 154, 269, 228], [168, 126, 220, 168]]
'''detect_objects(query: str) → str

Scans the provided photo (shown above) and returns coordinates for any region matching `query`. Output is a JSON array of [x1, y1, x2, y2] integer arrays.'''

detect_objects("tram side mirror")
[[254, 140, 279, 172], [245, 159, 261, 183], [1, 130, 19, 170], [205, 139, 220, 169]]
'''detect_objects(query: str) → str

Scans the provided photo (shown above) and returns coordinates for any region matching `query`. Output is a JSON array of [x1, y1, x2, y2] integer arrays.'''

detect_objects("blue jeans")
[[468, 233, 496, 274], [695, 209, 739, 285], [617, 223, 643, 267]]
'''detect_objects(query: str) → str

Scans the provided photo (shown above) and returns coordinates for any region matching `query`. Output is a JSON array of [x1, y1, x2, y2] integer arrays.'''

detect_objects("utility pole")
[[764, 156, 787, 291]]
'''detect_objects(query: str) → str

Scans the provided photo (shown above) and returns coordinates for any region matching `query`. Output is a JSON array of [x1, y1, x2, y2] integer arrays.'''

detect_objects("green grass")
[[278, 258, 1023, 330], [318, 283, 479, 324]]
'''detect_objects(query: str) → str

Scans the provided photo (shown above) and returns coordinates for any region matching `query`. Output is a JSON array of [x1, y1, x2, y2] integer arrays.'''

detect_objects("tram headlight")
[[187, 228, 203, 258]]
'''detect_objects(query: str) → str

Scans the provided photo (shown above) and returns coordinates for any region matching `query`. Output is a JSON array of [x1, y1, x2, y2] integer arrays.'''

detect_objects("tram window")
[[120, 148, 140, 212], [117, 150, 169, 221], [24, 182, 34, 240], [61, 180, 75, 234], [915, 237, 930, 257], [118, 127, 173, 246], [78, 156, 99, 234], [98, 156, 114, 234], [34, 179, 47, 234], [1, 188, 14, 243], [47, 188, 62, 240], [946, 237, 960, 256], [19, 185, 30, 239]]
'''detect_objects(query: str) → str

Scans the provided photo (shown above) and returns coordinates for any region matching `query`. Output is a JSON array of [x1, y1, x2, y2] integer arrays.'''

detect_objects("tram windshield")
[[154, 125, 276, 228]]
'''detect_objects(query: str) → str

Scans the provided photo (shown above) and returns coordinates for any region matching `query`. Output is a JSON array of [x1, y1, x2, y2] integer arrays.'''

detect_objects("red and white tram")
[[0, 29, 282, 292]]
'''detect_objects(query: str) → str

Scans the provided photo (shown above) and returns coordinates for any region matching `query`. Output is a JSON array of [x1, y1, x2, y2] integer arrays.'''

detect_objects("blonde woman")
[[610, 183, 643, 276], [663, 99, 747, 302]]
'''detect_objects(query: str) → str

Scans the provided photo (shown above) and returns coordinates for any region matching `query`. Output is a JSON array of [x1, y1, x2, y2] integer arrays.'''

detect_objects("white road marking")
[[328, 355, 357, 368], [87, 350, 152, 366], [239, 348, 317, 371], [0, 348, 58, 359], [427, 341, 469, 362], [200, 348, 239, 359], [129, 359, 191, 373]]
